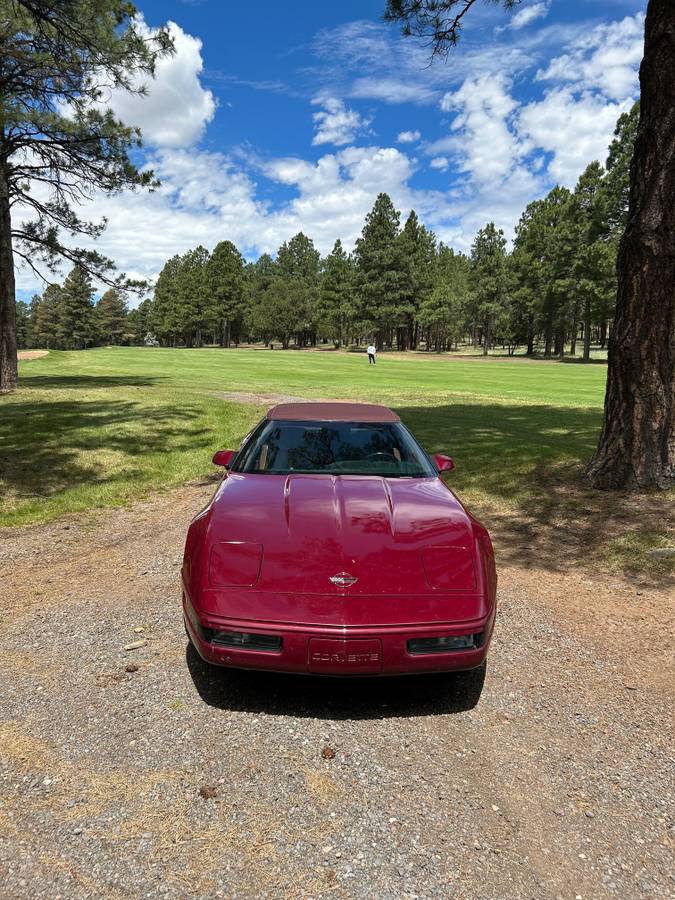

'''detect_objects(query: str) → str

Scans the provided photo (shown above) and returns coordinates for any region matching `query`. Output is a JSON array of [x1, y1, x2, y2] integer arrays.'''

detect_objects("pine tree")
[[277, 233, 321, 283], [55, 266, 96, 350], [96, 288, 128, 346], [398, 211, 436, 349], [15, 301, 30, 349], [205, 240, 246, 346], [152, 255, 184, 345], [277, 233, 320, 345], [602, 102, 639, 238], [508, 243, 539, 356], [470, 223, 509, 356], [512, 188, 576, 358], [572, 162, 616, 361], [317, 240, 355, 347], [419, 245, 470, 352], [178, 246, 210, 346], [26, 294, 41, 348], [248, 278, 309, 349], [127, 298, 154, 345], [0, 1, 173, 391], [32, 284, 62, 349], [354, 193, 405, 349]]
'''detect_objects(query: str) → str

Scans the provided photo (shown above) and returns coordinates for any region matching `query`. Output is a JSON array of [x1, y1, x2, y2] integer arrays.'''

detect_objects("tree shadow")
[[21, 375, 164, 388], [0, 394, 210, 506], [394, 402, 673, 577], [185, 643, 486, 719]]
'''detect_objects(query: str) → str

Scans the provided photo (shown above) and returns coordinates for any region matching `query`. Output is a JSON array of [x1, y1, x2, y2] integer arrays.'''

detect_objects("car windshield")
[[232, 420, 436, 478]]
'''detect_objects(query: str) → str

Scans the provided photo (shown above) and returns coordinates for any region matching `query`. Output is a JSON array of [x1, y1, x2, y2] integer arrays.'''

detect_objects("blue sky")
[[16, 0, 646, 298]]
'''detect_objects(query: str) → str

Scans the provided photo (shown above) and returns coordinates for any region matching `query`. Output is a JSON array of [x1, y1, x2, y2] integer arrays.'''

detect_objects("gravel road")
[[0, 484, 673, 899]]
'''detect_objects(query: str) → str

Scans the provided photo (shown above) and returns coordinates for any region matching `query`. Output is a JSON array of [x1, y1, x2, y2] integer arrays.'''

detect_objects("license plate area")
[[307, 638, 383, 674]]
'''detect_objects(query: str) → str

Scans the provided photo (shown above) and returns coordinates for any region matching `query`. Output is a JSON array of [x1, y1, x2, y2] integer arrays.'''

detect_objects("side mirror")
[[212, 449, 235, 469], [434, 453, 455, 473]]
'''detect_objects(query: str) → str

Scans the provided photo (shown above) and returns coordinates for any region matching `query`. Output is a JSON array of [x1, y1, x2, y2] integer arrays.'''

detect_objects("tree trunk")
[[583, 296, 592, 363], [588, 0, 675, 490], [544, 319, 552, 357], [570, 302, 579, 356], [0, 159, 17, 393]]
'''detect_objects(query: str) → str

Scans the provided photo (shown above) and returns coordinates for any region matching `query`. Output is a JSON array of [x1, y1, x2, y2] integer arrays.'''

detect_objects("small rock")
[[647, 547, 675, 559], [123, 640, 146, 651], [585, 810, 595, 819], [133, 626, 145, 634], [125, 663, 139, 673]]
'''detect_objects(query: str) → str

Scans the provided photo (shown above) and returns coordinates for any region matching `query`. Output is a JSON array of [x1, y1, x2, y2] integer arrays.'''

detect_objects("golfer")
[[367, 343, 377, 365]]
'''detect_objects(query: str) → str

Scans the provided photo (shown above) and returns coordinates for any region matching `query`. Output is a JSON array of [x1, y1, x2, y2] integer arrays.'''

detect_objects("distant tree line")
[[20, 104, 636, 361], [17, 267, 137, 350]]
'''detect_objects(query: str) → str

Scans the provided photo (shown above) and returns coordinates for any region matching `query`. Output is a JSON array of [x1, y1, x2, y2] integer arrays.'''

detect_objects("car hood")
[[203, 473, 477, 596]]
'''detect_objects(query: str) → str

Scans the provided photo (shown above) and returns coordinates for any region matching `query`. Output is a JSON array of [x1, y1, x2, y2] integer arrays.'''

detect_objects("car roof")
[[266, 402, 400, 423]]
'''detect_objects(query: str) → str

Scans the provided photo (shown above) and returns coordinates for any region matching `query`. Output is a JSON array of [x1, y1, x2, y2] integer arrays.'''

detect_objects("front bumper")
[[183, 589, 495, 676]]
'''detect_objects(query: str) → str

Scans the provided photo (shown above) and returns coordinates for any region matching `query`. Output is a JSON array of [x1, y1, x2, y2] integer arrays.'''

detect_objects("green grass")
[[2, 346, 601, 522], [1, 347, 672, 579], [0, 375, 256, 527], [20, 345, 608, 406]]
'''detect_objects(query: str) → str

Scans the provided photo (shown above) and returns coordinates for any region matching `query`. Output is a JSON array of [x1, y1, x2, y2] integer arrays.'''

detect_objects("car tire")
[[453, 660, 486, 708]]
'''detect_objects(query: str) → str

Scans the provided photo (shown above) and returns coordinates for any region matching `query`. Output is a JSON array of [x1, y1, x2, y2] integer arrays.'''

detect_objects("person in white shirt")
[[367, 344, 377, 365]]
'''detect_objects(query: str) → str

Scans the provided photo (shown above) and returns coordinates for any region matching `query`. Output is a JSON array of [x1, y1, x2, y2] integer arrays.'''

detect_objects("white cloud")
[[13, 10, 646, 298], [312, 19, 535, 108], [99, 18, 216, 147], [440, 73, 522, 185], [350, 77, 438, 105], [516, 88, 631, 185], [536, 13, 644, 101], [509, 2, 550, 30], [311, 97, 371, 146], [397, 130, 421, 143], [261, 145, 428, 251], [14, 145, 435, 296]]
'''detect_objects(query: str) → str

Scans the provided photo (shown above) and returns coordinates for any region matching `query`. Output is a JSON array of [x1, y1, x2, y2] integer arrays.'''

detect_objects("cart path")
[[0, 485, 673, 899]]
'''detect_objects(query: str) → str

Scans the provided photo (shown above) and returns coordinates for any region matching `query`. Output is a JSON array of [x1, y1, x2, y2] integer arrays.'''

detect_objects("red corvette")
[[182, 402, 496, 678]]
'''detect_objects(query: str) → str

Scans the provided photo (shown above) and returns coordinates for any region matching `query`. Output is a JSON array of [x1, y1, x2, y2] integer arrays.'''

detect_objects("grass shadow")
[[21, 375, 164, 388], [395, 402, 674, 579], [185, 643, 486, 719], [0, 394, 210, 514]]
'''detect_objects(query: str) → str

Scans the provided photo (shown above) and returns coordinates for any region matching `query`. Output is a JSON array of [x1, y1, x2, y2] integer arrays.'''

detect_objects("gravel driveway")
[[0, 484, 673, 899]]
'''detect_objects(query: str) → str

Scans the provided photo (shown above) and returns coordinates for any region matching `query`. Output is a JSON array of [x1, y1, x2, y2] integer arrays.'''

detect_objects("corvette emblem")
[[329, 572, 358, 587]]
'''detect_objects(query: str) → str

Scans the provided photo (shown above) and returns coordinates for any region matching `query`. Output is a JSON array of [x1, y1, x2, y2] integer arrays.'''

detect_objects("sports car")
[[182, 402, 496, 677]]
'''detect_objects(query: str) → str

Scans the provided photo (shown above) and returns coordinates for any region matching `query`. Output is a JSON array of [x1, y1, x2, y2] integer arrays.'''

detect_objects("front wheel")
[[452, 660, 486, 709]]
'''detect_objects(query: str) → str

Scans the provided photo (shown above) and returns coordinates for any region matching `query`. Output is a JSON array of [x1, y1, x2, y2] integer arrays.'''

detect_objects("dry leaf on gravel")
[[199, 785, 218, 800]]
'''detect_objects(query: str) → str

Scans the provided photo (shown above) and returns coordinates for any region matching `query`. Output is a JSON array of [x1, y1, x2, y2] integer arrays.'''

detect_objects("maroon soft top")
[[266, 402, 400, 423]]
